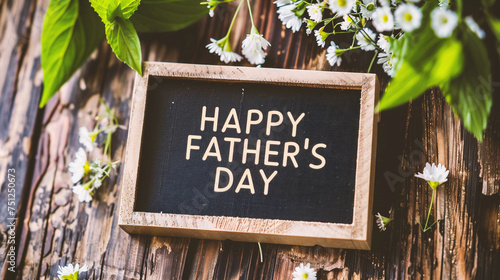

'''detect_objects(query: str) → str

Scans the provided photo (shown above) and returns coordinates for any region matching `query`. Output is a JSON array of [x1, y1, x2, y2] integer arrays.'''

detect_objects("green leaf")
[[377, 35, 463, 111], [105, 17, 143, 75], [441, 25, 492, 141], [40, 0, 104, 107], [90, 0, 140, 22], [130, 0, 208, 32]]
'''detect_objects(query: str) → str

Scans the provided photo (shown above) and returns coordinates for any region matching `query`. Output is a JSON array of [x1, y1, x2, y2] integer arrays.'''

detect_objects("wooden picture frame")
[[118, 62, 379, 249]]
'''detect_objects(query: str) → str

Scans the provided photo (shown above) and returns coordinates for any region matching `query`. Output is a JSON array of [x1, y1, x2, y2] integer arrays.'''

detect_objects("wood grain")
[[0, 0, 499, 279]]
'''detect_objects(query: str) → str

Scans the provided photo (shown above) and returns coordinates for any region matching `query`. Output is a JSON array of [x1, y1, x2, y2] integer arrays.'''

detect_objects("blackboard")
[[119, 62, 378, 249], [135, 79, 360, 224]]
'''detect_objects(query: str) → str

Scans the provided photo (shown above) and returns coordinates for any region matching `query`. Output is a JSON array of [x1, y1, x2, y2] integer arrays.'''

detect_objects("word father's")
[[185, 107, 327, 195]]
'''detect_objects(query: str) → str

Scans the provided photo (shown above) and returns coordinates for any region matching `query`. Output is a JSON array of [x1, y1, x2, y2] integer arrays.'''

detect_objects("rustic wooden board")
[[0, 0, 499, 279], [119, 63, 378, 249]]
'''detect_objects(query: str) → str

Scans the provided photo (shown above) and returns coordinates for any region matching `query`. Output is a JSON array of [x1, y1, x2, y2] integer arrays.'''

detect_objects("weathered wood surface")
[[0, 0, 499, 279]]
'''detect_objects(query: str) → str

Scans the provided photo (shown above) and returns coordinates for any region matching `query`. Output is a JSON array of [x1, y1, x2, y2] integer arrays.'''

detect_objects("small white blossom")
[[206, 38, 223, 56], [307, 4, 323, 23], [292, 263, 317, 280], [465, 16, 485, 39], [329, 0, 356, 16], [360, 0, 377, 19], [73, 185, 93, 202], [79, 126, 95, 152], [68, 148, 88, 184], [376, 212, 392, 231], [415, 162, 449, 189], [93, 179, 102, 188], [383, 61, 395, 77], [372, 7, 394, 32], [90, 160, 105, 179], [58, 263, 88, 279], [326, 42, 342, 67], [377, 51, 391, 64], [242, 29, 271, 65], [278, 4, 302, 33], [206, 38, 243, 63], [356, 28, 377, 51], [431, 8, 458, 38], [314, 30, 326, 48], [377, 34, 390, 52], [340, 15, 358, 30], [394, 4, 422, 32]]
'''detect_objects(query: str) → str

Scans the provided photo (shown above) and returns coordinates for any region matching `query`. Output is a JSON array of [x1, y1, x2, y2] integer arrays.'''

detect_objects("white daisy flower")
[[304, 18, 318, 35], [326, 42, 343, 66], [372, 7, 394, 32], [68, 148, 88, 184], [340, 15, 358, 30], [93, 179, 102, 188], [307, 4, 323, 23], [206, 38, 223, 56], [242, 28, 271, 65], [415, 162, 449, 189], [375, 212, 392, 231], [206, 38, 243, 63], [57, 263, 88, 280], [377, 34, 390, 52], [360, 0, 377, 19], [314, 28, 330, 48], [219, 51, 243, 63], [73, 185, 93, 202], [329, 0, 356, 16], [377, 51, 391, 64], [465, 16, 485, 39], [79, 126, 95, 152], [383, 61, 395, 77], [431, 8, 458, 38], [394, 4, 422, 32], [278, 4, 302, 33], [292, 263, 317, 280], [356, 28, 377, 51], [90, 159, 105, 179]]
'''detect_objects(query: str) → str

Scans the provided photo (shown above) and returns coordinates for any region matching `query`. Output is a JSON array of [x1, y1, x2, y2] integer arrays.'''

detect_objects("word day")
[[185, 106, 328, 195]]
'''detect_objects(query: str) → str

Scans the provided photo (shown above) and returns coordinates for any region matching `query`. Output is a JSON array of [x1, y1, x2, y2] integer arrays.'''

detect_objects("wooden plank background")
[[0, 0, 499, 279]]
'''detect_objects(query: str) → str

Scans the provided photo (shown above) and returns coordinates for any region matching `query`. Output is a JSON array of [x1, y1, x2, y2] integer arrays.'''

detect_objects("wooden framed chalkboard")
[[118, 62, 379, 249]]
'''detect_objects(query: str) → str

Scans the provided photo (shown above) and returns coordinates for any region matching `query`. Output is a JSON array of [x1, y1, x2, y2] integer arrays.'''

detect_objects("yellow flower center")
[[442, 18, 448, 24], [382, 15, 389, 22], [338, 0, 346, 7], [84, 161, 91, 174], [302, 273, 309, 279], [89, 132, 98, 142], [405, 13, 412, 21]]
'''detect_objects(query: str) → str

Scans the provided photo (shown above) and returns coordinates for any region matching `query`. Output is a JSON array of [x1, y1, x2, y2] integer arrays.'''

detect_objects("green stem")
[[367, 50, 378, 73], [257, 242, 263, 263], [246, 0, 255, 28], [348, 14, 383, 52], [225, 0, 244, 38], [423, 188, 436, 231]]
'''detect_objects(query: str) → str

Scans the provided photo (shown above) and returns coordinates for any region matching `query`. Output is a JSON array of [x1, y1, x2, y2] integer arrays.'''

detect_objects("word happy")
[[185, 106, 327, 195]]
